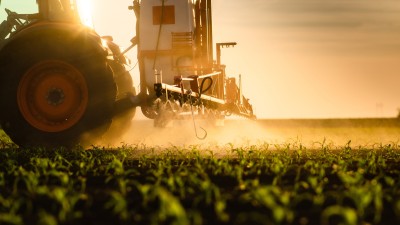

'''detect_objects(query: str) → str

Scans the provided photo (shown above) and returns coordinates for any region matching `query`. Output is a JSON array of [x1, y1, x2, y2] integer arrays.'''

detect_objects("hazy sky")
[[1, 0, 400, 119], [212, 0, 400, 119]]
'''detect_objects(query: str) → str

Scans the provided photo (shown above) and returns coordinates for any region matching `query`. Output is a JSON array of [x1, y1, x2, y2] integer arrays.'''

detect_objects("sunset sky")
[[1, 0, 400, 119]]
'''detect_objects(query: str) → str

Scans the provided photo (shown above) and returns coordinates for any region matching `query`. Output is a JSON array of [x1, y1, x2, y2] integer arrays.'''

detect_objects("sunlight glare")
[[76, 0, 94, 28]]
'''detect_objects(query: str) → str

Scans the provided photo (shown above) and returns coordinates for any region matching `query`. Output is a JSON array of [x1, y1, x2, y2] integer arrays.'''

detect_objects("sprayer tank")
[[139, 0, 196, 88]]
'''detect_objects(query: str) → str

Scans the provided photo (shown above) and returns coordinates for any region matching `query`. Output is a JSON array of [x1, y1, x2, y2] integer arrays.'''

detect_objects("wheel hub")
[[46, 87, 65, 106]]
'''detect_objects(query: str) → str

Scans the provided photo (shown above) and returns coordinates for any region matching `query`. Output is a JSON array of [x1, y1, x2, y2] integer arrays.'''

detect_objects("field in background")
[[257, 118, 400, 147], [1, 118, 400, 149], [93, 118, 400, 150]]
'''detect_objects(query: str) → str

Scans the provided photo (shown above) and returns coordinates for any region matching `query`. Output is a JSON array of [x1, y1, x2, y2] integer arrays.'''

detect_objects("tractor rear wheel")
[[0, 30, 116, 148]]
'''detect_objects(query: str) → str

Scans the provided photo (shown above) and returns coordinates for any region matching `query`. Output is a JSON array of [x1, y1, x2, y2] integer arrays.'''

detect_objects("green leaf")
[[0, 213, 23, 225], [321, 205, 357, 225]]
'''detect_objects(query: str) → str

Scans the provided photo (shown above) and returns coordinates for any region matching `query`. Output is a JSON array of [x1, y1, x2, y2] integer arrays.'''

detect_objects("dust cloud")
[[96, 117, 400, 152], [99, 118, 275, 149]]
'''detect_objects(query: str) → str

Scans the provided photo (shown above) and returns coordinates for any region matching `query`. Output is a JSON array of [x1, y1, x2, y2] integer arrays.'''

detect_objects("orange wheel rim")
[[18, 60, 89, 132]]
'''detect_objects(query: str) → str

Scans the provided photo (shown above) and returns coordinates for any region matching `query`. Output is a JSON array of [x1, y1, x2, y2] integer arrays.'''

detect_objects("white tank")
[[139, 0, 196, 88]]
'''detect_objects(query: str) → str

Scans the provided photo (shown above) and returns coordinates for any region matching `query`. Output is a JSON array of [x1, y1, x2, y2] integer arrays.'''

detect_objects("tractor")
[[0, 0, 255, 147]]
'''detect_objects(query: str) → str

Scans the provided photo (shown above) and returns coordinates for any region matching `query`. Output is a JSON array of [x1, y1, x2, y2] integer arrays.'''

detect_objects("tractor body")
[[0, 0, 254, 147]]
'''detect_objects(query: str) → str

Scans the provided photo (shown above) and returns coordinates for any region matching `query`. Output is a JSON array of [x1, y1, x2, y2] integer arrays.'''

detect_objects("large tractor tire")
[[0, 29, 116, 148], [101, 60, 137, 145]]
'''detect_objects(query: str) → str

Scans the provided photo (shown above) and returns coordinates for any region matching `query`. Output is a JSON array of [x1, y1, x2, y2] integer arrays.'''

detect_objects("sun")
[[76, 0, 94, 28]]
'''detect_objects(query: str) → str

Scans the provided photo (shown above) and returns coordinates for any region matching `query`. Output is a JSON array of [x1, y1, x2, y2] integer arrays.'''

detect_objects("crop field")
[[1, 118, 400, 225]]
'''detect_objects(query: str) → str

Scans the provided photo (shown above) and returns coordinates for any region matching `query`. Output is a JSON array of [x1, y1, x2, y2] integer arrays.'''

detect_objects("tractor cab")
[[38, 0, 81, 22], [0, 0, 90, 43]]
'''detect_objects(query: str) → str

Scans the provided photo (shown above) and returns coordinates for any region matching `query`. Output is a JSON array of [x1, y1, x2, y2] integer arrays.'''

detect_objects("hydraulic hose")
[[197, 76, 213, 104]]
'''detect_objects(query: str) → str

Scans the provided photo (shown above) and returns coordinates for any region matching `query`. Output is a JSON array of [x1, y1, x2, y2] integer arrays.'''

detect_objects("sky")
[[1, 0, 400, 119]]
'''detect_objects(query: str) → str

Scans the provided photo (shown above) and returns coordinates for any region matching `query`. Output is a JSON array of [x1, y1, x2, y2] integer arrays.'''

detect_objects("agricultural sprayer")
[[0, 0, 255, 147]]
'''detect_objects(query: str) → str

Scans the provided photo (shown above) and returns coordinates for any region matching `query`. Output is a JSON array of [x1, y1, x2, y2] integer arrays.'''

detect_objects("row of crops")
[[1, 142, 400, 225]]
